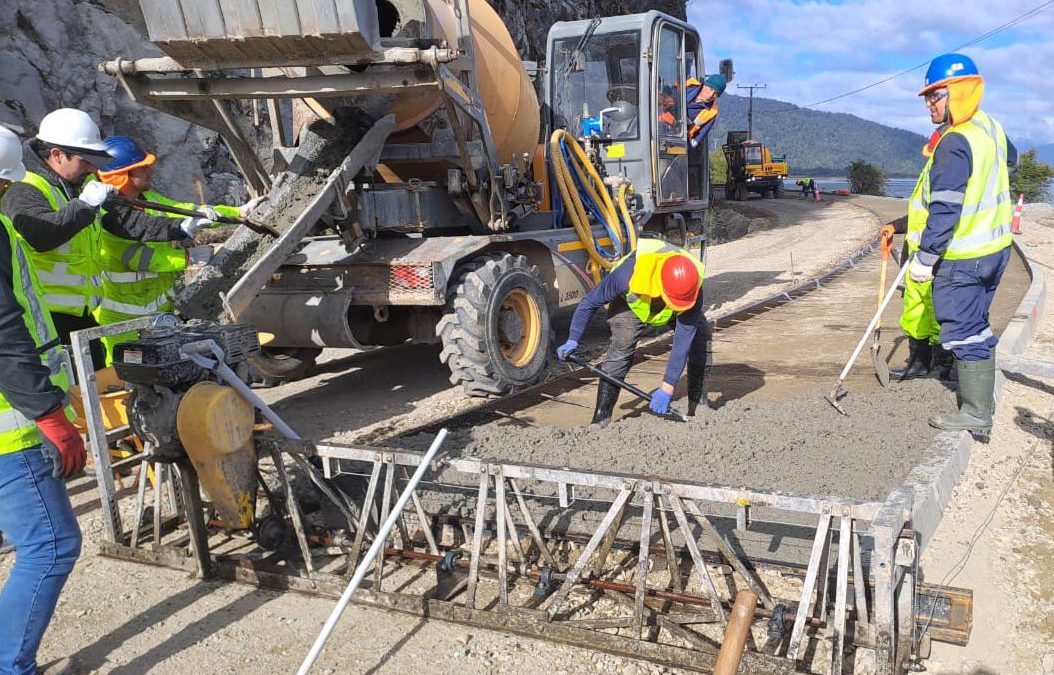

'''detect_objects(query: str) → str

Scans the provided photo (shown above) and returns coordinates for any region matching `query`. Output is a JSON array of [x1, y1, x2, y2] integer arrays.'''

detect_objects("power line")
[[755, 0, 1054, 115]]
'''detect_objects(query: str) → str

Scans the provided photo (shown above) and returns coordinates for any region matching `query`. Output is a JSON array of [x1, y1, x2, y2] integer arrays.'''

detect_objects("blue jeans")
[[0, 446, 82, 675], [933, 248, 1011, 361]]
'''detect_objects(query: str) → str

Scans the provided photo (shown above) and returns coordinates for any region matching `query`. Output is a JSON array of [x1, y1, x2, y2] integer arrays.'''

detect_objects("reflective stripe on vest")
[[0, 214, 74, 455], [18, 172, 103, 315], [906, 110, 1013, 260], [98, 294, 170, 316], [613, 239, 705, 326]]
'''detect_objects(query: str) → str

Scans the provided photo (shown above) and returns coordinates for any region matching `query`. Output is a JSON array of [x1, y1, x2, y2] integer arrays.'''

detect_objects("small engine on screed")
[[112, 319, 266, 532]]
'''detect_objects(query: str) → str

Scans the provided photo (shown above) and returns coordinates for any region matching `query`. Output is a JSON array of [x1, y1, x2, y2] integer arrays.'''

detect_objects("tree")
[[1010, 149, 1054, 202], [847, 160, 886, 195], [709, 146, 727, 185]]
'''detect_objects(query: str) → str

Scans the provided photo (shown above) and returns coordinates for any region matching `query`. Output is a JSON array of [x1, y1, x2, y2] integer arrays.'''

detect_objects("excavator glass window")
[[551, 31, 641, 141], [744, 146, 763, 164]]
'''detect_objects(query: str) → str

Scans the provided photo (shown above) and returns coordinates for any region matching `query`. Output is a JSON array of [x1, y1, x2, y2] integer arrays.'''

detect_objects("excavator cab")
[[545, 13, 716, 230]]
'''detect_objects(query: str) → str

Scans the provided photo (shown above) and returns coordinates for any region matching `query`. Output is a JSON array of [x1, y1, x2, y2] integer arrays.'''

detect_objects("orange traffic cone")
[[1011, 193, 1024, 234]]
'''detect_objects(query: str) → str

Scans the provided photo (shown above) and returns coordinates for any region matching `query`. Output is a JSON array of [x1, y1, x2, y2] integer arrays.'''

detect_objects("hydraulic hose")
[[549, 130, 637, 282]]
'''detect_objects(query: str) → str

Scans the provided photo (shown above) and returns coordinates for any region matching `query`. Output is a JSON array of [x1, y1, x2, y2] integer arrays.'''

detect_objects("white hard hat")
[[35, 108, 112, 160], [0, 127, 26, 182]]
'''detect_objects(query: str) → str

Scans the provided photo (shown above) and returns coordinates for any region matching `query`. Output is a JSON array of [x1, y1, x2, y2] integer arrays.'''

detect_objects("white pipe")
[[295, 428, 448, 675]]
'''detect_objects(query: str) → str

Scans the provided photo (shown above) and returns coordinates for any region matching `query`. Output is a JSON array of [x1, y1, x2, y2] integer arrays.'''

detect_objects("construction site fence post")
[[296, 428, 449, 675]]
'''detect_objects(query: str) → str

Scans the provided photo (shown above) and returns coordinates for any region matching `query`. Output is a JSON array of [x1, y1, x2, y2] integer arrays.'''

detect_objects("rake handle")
[[836, 254, 913, 384]]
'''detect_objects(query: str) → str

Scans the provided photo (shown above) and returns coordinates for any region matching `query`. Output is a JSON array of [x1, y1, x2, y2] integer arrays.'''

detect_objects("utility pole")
[[737, 84, 767, 139]]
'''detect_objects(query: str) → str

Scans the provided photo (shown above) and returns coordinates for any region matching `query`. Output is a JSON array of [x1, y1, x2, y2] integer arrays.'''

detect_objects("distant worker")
[[93, 136, 259, 363], [907, 53, 1016, 438], [797, 177, 818, 199], [555, 239, 711, 426], [0, 109, 217, 365], [686, 74, 725, 147], [0, 126, 85, 675]]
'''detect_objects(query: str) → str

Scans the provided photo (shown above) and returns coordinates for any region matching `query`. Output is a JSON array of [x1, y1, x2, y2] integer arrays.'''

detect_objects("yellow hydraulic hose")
[[549, 130, 637, 282]]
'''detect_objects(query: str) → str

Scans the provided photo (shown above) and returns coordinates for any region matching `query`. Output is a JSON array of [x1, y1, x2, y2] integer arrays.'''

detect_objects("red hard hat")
[[660, 254, 701, 311]]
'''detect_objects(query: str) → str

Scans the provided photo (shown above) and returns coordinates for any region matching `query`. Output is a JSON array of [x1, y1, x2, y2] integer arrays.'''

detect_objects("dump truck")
[[722, 131, 789, 200], [99, 1, 725, 396]]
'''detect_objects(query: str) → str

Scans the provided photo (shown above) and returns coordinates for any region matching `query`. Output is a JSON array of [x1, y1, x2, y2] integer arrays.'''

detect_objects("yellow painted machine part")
[[549, 130, 637, 282], [176, 381, 257, 530], [385, 0, 540, 164], [70, 367, 129, 434]]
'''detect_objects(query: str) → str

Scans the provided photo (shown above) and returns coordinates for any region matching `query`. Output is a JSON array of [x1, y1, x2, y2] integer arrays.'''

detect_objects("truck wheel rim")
[[498, 288, 540, 368]]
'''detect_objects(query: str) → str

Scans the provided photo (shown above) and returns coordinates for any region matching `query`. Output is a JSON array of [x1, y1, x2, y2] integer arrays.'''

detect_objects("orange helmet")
[[660, 254, 701, 311]]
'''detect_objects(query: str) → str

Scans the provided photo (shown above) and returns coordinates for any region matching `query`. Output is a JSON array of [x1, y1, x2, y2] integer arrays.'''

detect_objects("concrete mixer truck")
[[99, 1, 726, 396]]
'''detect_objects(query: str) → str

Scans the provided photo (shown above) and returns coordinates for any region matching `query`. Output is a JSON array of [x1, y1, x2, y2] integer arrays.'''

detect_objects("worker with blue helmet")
[[686, 74, 725, 147], [902, 53, 1018, 439]]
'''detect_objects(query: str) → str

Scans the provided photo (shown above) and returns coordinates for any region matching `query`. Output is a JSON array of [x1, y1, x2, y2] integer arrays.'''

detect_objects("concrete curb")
[[904, 240, 1046, 550]]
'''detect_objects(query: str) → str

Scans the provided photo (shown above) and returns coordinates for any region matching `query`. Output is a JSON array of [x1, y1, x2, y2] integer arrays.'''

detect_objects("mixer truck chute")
[[100, 1, 722, 396]]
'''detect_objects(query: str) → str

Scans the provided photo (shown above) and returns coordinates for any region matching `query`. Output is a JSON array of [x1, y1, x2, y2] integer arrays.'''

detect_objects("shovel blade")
[[871, 331, 890, 387]]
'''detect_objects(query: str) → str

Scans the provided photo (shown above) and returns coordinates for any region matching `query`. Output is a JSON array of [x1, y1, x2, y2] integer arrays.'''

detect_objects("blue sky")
[[687, 0, 1054, 148]]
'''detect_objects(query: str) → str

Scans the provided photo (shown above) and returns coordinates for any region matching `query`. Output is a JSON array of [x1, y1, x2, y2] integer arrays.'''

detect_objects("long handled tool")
[[567, 353, 688, 422], [107, 195, 280, 238], [825, 254, 913, 415], [870, 225, 897, 387]]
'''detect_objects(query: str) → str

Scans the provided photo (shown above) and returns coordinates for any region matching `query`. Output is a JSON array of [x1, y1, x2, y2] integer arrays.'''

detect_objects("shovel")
[[107, 195, 281, 238], [566, 353, 688, 422], [870, 225, 897, 387], [826, 254, 913, 415]]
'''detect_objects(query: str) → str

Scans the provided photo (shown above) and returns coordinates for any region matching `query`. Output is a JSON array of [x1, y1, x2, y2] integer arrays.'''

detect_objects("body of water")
[[787, 176, 1053, 203]]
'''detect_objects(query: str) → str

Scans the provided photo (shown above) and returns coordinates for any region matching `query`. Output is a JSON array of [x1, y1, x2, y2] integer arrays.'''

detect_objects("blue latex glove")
[[556, 340, 578, 361], [649, 387, 672, 415]]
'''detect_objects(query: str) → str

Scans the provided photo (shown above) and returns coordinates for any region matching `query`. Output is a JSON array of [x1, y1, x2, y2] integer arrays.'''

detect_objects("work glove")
[[78, 181, 115, 209], [649, 387, 673, 415], [180, 217, 212, 237], [909, 257, 934, 283], [36, 407, 86, 479], [200, 205, 221, 222], [556, 340, 578, 361], [187, 245, 214, 266], [240, 195, 268, 218]]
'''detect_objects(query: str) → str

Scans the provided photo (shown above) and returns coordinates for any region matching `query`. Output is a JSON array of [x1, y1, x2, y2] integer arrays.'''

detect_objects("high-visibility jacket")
[[0, 213, 75, 455], [613, 238, 705, 326], [907, 110, 1013, 260], [18, 172, 103, 316], [95, 190, 238, 319]]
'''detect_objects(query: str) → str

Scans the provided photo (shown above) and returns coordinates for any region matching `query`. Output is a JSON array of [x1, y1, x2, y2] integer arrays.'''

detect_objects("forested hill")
[[708, 94, 929, 177]]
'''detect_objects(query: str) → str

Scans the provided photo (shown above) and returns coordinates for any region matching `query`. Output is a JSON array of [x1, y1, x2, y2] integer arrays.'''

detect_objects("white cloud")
[[688, 0, 1054, 145]]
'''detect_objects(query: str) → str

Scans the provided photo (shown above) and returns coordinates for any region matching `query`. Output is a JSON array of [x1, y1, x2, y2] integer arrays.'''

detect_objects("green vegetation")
[[709, 146, 727, 185], [706, 94, 927, 176], [1010, 149, 1054, 202], [847, 160, 887, 195]]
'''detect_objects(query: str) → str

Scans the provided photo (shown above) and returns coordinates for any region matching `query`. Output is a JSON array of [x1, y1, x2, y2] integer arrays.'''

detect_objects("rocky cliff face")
[[1, 0, 686, 203]]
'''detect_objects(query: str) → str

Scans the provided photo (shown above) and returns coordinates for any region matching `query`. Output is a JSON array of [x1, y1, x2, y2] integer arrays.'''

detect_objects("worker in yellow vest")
[[556, 239, 711, 426], [0, 109, 217, 366], [908, 54, 1016, 439], [92, 135, 255, 363], [0, 126, 86, 675]]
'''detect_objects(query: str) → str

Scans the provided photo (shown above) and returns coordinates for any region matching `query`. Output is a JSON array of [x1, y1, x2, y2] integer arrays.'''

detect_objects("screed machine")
[[74, 2, 974, 673]]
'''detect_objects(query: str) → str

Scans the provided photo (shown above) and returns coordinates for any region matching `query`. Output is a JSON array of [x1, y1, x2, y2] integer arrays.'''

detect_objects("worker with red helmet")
[[906, 53, 1017, 439], [556, 239, 710, 426]]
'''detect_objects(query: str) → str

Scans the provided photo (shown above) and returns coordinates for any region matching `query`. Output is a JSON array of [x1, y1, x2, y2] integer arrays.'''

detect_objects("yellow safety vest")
[[95, 190, 237, 319], [18, 171, 103, 316], [613, 238, 705, 326], [907, 110, 1013, 260], [0, 213, 76, 455]]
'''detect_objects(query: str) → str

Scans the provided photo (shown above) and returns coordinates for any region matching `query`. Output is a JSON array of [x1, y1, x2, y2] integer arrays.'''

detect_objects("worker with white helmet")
[[0, 109, 216, 365], [0, 126, 86, 675]]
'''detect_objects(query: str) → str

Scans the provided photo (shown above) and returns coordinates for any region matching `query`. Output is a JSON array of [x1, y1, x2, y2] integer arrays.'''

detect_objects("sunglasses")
[[924, 90, 949, 105]]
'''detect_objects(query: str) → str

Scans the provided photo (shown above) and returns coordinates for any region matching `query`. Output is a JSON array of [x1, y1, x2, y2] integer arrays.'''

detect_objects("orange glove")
[[36, 408, 86, 478]]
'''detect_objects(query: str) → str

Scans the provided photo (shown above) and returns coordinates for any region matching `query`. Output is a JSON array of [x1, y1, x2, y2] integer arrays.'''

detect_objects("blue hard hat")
[[919, 53, 980, 95], [703, 74, 727, 96], [99, 135, 154, 173]]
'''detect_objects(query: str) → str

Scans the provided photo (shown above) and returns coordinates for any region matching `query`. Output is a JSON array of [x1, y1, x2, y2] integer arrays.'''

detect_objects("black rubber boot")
[[686, 358, 710, 416], [889, 338, 933, 380], [930, 344, 957, 381], [929, 357, 996, 439], [590, 379, 621, 428]]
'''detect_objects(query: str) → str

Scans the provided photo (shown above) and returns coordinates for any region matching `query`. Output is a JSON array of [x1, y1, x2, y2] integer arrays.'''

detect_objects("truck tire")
[[775, 181, 786, 198], [734, 183, 746, 201], [437, 253, 551, 397], [249, 346, 321, 387]]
